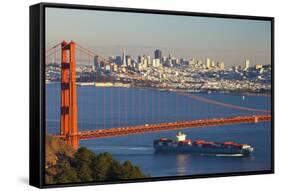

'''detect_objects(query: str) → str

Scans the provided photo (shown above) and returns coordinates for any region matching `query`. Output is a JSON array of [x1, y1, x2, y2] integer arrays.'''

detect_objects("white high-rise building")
[[206, 58, 211, 68], [244, 59, 250, 70], [146, 56, 151, 66], [126, 56, 132, 67], [152, 58, 161, 67], [211, 61, 215, 68], [122, 48, 126, 66]]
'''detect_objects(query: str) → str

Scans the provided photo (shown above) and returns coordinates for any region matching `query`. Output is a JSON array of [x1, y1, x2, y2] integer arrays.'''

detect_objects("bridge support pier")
[[66, 135, 79, 150]]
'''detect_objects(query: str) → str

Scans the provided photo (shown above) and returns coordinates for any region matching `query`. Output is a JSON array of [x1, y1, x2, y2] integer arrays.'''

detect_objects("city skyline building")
[[154, 49, 162, 60], [244, 59, 250, 70], [126, 55, 132, 67], [122, 48, 127, 66], [206, 58, 211, 69], [94, 55, 99, 68], [115, 56, 122, 65]]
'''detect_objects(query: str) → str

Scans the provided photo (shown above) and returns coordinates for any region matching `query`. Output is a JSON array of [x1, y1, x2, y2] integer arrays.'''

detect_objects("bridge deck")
[[54, 115, 271, 140]]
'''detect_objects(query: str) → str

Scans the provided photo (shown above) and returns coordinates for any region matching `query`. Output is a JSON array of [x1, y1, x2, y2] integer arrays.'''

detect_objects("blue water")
[[46, 84, 272, 177]]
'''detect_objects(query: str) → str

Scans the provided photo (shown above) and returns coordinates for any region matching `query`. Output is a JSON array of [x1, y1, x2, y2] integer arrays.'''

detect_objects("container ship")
[[153, 132, 254, 155]]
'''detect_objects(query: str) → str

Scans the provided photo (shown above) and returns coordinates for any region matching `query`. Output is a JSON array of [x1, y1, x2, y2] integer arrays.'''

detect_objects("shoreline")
[[46, 81, 271, 97]]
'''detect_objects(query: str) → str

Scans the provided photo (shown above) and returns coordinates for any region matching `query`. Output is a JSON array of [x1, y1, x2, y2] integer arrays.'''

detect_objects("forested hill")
[[45, 135, 148, 184]]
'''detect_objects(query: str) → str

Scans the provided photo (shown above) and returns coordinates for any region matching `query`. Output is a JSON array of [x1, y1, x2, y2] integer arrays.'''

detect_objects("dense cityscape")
[[46, 49, 271, 94]]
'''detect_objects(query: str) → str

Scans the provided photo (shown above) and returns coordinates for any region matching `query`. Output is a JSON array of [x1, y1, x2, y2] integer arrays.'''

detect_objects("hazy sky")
[[46, 7, 271, 67]]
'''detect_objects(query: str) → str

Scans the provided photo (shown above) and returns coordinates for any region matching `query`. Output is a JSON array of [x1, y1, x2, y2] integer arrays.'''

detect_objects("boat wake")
[[92, 146, 153, 151]]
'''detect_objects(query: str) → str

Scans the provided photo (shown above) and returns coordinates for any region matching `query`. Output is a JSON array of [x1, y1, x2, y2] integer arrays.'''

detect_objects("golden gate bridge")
[[46, 41, 271, 149]]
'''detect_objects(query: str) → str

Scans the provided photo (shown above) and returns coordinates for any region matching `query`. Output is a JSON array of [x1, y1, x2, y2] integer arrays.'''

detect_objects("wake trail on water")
[[92, 146, 154, 151]]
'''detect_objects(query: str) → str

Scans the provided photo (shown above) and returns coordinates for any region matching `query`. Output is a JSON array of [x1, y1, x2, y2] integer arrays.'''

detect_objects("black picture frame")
[[30, 2, 274, 188]]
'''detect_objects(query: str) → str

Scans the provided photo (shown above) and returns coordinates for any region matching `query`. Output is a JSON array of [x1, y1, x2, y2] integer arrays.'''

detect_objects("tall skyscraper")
[[115, 56, 122, 65], [206, 58, 211, 68], [211, 61, 215, 67], [126, 55, 132, 67], [154, 49, 162, 60], [146, 55, 151, 66], [244, 59, 250, 70], [122, 48, 126, 66], [94, 55, 99, 69]]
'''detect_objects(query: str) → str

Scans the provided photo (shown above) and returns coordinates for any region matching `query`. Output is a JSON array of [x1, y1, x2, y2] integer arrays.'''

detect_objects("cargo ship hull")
[[153, 132, 254, 156], [154, 144, 252, 155]]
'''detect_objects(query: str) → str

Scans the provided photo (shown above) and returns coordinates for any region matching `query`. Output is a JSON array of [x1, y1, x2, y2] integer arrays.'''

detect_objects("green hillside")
[[45, 135, 148, 184]]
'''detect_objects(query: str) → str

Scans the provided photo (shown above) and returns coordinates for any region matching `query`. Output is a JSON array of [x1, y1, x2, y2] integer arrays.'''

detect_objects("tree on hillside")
[[107, 160, 123, 180], [54, 160, 78, 183], [73, 147, 96, 182], [92, 152, 114, 180], [74, 147, 95, 164]]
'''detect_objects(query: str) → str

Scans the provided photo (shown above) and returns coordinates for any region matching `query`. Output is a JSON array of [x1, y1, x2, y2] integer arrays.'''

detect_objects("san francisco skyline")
[[46, 7, 271, 67]]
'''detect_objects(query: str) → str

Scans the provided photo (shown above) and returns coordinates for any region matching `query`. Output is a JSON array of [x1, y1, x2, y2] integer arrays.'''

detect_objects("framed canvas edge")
[[29, 2, 275, 189], [30, 3, 45, 188]]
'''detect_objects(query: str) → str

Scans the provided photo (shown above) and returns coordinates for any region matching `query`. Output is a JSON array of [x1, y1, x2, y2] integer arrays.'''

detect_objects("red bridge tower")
[[60, 41, 78, 149]]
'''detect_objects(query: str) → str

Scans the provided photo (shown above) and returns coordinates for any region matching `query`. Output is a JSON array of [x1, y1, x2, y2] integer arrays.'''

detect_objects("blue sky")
[[46, 7, 271, 67]]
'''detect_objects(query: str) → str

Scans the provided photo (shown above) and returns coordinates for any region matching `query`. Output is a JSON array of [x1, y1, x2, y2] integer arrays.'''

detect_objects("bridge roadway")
[[55, 115, 271, 140]]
